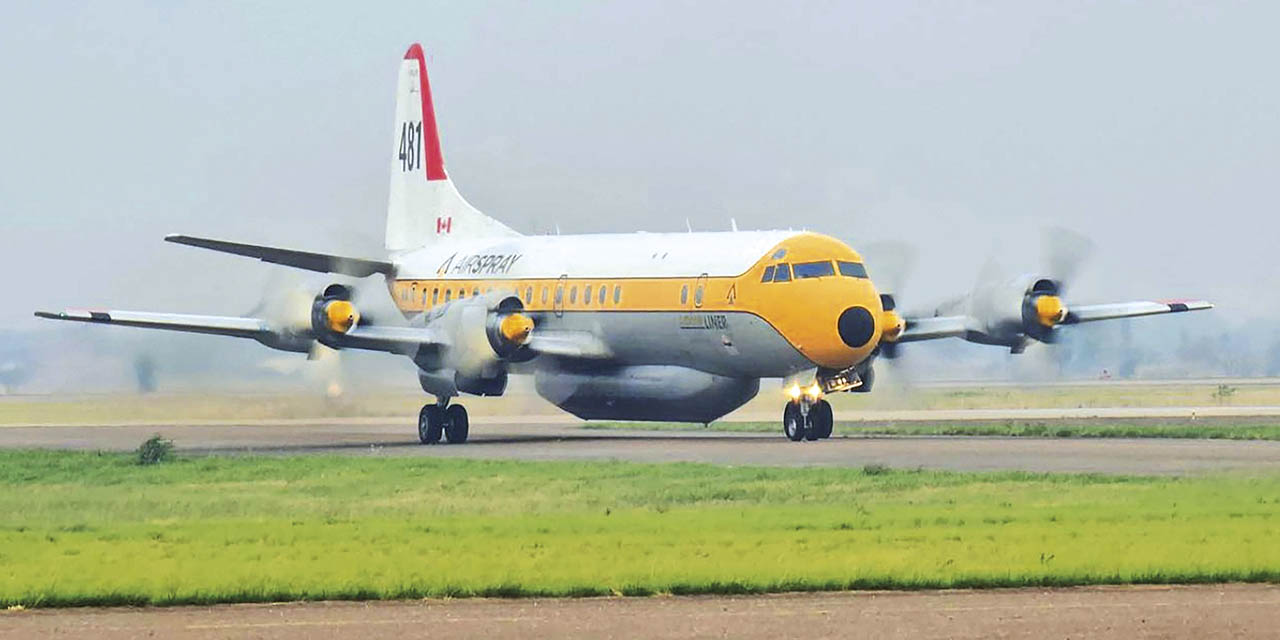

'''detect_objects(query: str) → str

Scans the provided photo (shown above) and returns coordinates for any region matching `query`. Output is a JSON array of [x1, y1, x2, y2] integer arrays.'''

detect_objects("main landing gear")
[[783, 398, 833, 442], [418, 399, 469, 444]]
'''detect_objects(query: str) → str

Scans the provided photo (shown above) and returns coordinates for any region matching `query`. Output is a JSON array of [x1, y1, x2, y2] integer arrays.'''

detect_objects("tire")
[[811, 400, 834, 439], [418, 404, 443, 444], [783, 402, 806, 441], [444, 404, 469, 444]]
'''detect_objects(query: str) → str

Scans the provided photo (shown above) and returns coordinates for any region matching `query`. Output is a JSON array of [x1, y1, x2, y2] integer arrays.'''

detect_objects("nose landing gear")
[[418, 399, 470, 444], [782, 397, 833, 441]]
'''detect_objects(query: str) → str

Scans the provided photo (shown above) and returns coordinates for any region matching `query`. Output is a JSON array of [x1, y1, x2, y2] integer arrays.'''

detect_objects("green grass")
[[1, 451, 1279, 607], [584, 419, 1280, 440]]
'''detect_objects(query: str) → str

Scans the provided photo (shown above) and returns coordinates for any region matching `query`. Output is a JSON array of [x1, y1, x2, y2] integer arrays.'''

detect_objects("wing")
[[894, 315, 967, 343], [893, 299, 1213, 346], [1062, 300, 1213, 324], [165, 235, 396, 278], [34, 308, 447, 355]]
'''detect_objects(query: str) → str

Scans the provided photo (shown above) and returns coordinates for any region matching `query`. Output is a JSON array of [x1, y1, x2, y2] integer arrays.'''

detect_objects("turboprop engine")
[[956, 275, 1071, 350], [310, 284, 363, 342], [416, 291, 536, 398]]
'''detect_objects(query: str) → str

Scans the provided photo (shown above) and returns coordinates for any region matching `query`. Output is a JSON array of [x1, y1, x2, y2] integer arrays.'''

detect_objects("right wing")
[[34, 308, 447, 355]]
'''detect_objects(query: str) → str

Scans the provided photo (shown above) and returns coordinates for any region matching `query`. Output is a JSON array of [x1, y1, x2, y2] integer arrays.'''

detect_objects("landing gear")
[[418, 401, 469, 444], [809, 400, 833, 439], [783, 402, 805, 441], [418, 404, 443, 444], [782, 398, 833, 442], [444, 404, 469, 444]]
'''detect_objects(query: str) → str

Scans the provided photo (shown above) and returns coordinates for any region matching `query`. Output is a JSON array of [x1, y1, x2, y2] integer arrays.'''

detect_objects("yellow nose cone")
[[325, 300, 360, 334], [881, 310, 905, 342], [1035, 295, 1066, 327], [499, 312, 534, 345]]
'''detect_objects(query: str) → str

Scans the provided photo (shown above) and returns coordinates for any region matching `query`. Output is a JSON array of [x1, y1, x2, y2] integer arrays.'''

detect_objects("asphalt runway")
[[4, 584, 1278, 639], [4, 418, 1280, 474]]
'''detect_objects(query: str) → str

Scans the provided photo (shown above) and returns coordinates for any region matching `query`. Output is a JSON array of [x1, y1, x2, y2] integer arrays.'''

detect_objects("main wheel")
[[418, 404, 443, 444], [444, 404, 469, 444], [809, 399, 834, 439], [782, 402, 806, 441]]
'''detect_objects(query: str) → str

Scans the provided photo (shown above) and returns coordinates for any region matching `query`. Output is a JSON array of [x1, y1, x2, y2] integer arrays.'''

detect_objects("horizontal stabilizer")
[[165, 235, 396, 278]]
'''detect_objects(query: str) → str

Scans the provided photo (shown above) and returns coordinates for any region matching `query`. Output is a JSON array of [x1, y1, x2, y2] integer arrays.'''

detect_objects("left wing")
[[895, 315, 967, 343], [894, 299, 1212, 345], [1062, 300, 1213, 325]]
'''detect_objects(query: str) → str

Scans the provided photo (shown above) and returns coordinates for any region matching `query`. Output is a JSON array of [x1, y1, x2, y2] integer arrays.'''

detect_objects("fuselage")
[[387, 230, 886, 379]]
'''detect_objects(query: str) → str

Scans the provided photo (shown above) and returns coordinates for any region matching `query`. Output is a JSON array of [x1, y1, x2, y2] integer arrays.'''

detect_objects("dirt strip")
[[3, 584, 1278, 639]]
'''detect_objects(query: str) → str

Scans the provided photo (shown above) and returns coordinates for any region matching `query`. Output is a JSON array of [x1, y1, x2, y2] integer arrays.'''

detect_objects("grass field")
[[1, 451, 1278, 607], [585, 419, 1280, 441], [1, 381, 1276, 426]]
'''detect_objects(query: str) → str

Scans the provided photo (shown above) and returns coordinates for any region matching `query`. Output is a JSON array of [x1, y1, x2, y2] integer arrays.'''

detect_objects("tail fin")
[[385, 44, 518, 252]]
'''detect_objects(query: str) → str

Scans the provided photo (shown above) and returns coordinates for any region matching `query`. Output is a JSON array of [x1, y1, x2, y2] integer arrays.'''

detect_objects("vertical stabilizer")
[[385, 44, 519, 252]]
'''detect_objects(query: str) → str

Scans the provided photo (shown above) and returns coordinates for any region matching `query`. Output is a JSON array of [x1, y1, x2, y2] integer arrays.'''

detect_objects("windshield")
[[793, 261, 836, 279]]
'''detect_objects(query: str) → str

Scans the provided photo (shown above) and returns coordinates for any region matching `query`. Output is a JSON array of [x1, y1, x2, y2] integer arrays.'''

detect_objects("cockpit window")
[[771, 248, 787, 260], [773, 264, 792, 282], [837, 261, 868, 278], [761, 265, 776, 282], [793, 261, 835, 279]]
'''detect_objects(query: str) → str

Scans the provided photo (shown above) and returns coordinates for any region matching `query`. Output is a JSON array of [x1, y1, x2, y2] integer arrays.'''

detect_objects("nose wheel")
[[782, 398, 833, 441], [418, 402, 470, 444]]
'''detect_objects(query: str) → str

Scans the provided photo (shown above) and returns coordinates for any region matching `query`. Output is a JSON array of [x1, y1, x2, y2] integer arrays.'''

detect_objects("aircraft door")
[[693, 273, 708, 309], [554, 274, 567, 317]]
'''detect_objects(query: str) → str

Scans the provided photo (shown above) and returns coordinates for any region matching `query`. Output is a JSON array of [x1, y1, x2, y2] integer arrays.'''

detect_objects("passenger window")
[[569, 287, 577, 304], [599, 285, 607, 305], [444, 290, 452, 302], [680, 285, 689, 305], [584, 285, 593, 305], [542, 286, 549, 304], [432, 288, 439, 305], [472, 287, 480, 297], [525, 287, 533, 304], [553, 287, 563, 306], [613, 285, 621, 304], [773, 264, 792, 282], [761, 265, 776, 282], [793, 261, 835, 279], [694, 283, 704, 307]]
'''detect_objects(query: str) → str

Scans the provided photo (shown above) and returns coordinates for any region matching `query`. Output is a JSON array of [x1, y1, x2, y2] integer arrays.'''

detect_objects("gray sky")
[[3, 1, 1276, 330]]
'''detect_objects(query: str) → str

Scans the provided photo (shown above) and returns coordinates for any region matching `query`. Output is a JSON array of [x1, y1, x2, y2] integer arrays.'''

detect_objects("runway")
[[4, 584, 1278, 639], [4, 418, 1280, 474]]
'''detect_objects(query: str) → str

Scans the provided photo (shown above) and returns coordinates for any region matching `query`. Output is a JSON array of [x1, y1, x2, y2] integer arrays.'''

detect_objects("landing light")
[[786, 384, 803, 400], [805, 383, 823, 400]]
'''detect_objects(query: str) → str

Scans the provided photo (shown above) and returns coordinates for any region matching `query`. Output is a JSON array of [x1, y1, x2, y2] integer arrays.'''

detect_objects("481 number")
[[398, 120, 423, 172]]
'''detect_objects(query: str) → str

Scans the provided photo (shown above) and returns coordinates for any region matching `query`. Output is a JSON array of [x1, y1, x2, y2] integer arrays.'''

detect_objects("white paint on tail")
[[385, 44, 519, 253]]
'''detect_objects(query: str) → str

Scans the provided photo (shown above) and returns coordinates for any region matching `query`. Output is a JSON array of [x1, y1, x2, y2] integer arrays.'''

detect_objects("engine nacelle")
[[428, 292, 534, 377], [535, 365, 759, 423], [309, 284, 361, 348], [959, 275, 1070, 349]]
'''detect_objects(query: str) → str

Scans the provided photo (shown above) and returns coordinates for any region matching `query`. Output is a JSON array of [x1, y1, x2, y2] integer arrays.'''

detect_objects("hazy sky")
[[3, 1, 1276, 330]]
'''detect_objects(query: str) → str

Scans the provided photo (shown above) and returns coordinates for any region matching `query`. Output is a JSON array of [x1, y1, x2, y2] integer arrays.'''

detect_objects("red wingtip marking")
[[402, 43, 447, 181]]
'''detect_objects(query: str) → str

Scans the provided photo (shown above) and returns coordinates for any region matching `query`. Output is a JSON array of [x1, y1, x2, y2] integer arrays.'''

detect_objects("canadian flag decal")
[[436, 216, 453, 234]]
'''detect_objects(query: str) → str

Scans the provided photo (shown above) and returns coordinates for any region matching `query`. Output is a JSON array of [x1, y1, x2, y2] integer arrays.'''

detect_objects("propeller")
[[861, 241, 917, 361]]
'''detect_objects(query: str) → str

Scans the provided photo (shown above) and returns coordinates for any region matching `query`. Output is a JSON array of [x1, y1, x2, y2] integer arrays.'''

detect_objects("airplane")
[[36, 43, 1212, 443]]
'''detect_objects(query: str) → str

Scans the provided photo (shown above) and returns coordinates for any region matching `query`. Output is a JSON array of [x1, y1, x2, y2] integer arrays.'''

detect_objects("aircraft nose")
[[837, 306, 876, 348]]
